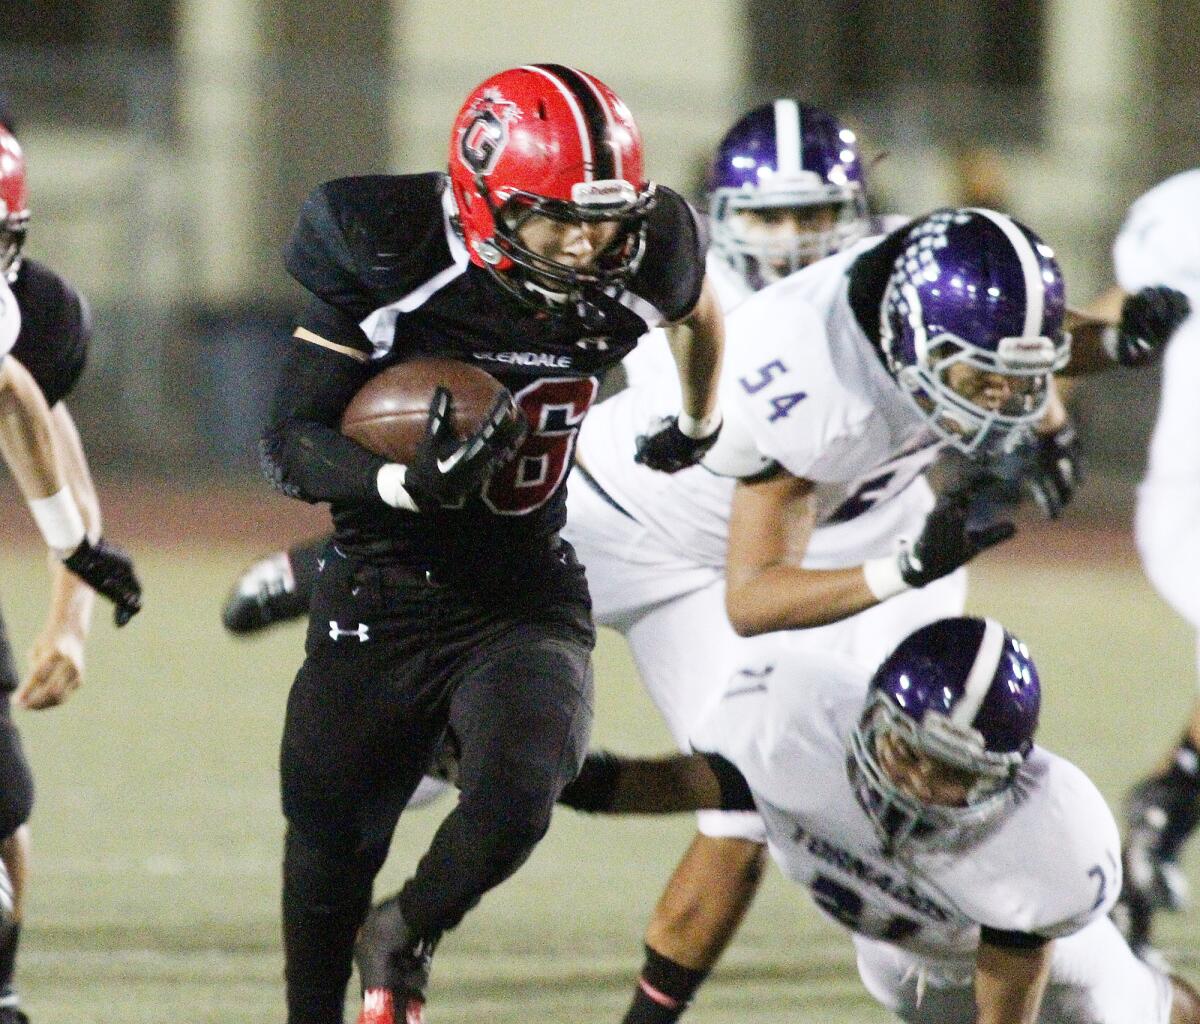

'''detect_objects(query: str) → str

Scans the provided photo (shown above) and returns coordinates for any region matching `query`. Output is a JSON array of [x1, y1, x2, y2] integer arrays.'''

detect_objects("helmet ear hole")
[[536, 99, 548, 120]]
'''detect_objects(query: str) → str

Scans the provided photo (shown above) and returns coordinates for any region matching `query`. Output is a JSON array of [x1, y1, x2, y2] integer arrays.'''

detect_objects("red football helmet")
[[448, 64, 656, 317], [0, 127, 28, 284]]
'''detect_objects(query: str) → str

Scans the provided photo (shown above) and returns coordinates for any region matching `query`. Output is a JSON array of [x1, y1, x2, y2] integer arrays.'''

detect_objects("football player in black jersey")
[[260, 65, 724, 1024], [0, 121, 142, 1024]]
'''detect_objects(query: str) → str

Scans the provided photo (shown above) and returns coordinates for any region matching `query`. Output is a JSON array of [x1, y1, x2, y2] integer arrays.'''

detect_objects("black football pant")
[[0, 609, 35, 840], [280, 542, 595, 1024]]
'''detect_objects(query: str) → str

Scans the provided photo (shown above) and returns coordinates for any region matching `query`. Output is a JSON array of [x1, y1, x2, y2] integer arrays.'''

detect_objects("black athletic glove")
[[898, 480, 1016, 588], [634, 415, 722, 473], [63, 537, 143, 626], [978, 420, 1081, 522], [403, 386, 527, 510], [1108, 285, 1191, 366], [1020, 421, 1081, 519]]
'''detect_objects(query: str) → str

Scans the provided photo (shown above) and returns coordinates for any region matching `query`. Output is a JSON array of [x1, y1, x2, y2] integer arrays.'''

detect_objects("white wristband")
[[863, 552, 911, 602], [677, 408, 722, 439], [29, 487, 86, 554], [376, 464, 420, 513]]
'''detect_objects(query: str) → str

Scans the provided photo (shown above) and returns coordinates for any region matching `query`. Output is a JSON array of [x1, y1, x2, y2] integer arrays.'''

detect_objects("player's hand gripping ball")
[[342, 358, 527, 509]]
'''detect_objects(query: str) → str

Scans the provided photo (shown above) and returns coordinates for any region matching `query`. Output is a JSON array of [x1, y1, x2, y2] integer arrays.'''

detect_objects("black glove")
[[634, 415, 722, 473], [403, 387, 527, 509], [1020, 421, 1081, 519], [898, 481, 1016, 588], [1109, 286, 1191, 366], [978, 420, 1081, 522], [63, 537, 143, 626]]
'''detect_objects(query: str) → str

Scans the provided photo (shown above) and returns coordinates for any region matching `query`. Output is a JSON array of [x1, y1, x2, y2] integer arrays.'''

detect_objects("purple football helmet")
[[880, 208, 1070, 455], [848, 616, 1041, 853], [708, 100, 869, 290]]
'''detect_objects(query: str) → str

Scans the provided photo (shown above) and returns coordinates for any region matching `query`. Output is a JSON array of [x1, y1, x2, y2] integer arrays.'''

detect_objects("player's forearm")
[[559, 751, 723, 814], [725, 563, 878, 635], [40, 556, 95, 643], [49, 403, 101, 538], [974, 939, 1053, 1024], [1060, 287, 1125, 375], [261, 339, 385, 505], [261, 418, 385, 505], [0, 356, 68, 500], [665, 277, 723, 421]]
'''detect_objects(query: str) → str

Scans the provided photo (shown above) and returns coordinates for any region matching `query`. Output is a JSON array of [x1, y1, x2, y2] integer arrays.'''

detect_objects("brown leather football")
[[341, 357, 512, 463]]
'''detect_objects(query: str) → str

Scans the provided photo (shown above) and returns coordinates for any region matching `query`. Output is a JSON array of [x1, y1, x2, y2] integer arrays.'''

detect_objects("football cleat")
[[357, 988, 425, 1024], [0, 990, 29, 1024], [1114, 775, 1194, 955], [354, 896, 438, 1024], [221, 552, 308, 634]]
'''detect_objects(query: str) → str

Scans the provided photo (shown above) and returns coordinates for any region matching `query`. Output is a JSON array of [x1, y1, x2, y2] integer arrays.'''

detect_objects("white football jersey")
[[689, 645, 1121, 960], [577, 236, 940, 570], [0, 277, 19, 359], [1113, 168, 1200, 306], [1142, 317, 1200, 485]]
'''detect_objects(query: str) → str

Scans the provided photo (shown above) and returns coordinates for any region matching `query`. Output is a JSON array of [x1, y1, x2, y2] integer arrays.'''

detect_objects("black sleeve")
[[699, 751, 757, 812], [259, 297, 385, 505], [285, 183, 369, 312], [628, 185, 707, 323], [978, 926, 1052, 950]]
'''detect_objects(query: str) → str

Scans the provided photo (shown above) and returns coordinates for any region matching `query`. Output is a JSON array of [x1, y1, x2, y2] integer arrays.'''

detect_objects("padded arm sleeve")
[[259, 306, 385, 504]]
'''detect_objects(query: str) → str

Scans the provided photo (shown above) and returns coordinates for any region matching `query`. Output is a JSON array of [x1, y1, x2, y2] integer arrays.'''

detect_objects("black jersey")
[[9, 259, 91, 406], [263, 172, 706, 572]]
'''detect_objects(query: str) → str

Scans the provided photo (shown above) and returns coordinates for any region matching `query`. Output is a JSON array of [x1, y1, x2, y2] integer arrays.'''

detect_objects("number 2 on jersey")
[[482, 376, 598, 516], [740, 359, 806, 422]]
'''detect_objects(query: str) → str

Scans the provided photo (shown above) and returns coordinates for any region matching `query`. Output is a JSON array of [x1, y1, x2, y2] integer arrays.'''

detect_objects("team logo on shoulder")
[[457, 89, 521, 177]]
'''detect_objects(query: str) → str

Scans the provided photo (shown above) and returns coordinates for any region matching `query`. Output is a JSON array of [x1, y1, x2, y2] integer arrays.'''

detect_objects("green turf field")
[[0, 544, 1197, 1023]]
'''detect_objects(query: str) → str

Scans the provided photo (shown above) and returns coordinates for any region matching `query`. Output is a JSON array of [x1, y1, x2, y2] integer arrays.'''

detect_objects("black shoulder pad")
[[629, 185, 707, 323], [284, 173, 452, 313], [9, 259, 90, 404]]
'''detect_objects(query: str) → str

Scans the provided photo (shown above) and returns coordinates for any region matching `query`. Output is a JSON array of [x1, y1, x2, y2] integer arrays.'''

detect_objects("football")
[[341, 357, 514, 464]]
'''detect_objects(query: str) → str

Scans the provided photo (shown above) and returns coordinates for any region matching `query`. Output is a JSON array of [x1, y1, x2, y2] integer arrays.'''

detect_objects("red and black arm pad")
[[259, 296, 385, 505]]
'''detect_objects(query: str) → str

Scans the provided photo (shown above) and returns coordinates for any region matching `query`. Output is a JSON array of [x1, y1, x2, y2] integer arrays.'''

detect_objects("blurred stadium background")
[[1, 0, 1198, 1021]]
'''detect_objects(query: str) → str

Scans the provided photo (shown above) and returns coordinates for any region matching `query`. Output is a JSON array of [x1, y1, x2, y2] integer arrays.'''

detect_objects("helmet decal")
[[456, 89, 521, 178]]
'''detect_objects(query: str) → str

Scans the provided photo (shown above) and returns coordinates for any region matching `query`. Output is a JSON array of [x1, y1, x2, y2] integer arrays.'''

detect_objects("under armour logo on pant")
[[329, 620, 370, 642]]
